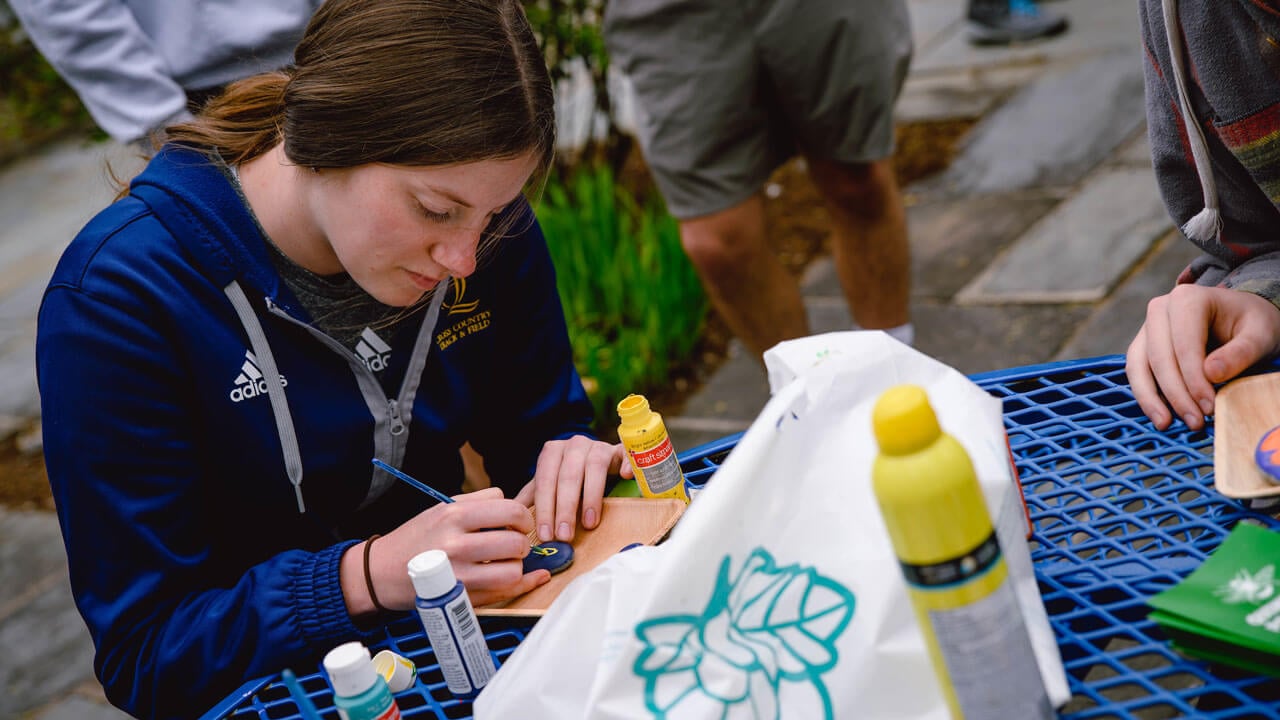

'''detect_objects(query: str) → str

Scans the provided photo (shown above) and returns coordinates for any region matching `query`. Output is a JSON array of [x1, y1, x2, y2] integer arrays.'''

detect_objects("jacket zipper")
[[264, 298, 406, 459]]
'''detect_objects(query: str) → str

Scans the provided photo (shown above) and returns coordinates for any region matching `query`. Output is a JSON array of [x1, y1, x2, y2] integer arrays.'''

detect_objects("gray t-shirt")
[[223, 161, 411, 361]]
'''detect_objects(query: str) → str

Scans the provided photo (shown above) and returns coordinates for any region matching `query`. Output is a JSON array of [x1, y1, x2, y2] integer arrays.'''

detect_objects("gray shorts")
[[604, 0, 912, 220]]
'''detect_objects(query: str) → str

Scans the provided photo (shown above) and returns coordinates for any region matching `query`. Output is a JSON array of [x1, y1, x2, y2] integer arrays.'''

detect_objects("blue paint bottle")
[[322, 641, 401, 720], [406, 549, 496, 698]]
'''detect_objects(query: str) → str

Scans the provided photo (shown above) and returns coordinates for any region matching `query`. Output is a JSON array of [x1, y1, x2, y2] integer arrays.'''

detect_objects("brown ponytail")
[[164, 72, 291, 166]]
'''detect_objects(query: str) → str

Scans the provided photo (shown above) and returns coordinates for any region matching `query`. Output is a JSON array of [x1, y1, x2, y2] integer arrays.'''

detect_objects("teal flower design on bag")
[[633, 548, 856, 719]]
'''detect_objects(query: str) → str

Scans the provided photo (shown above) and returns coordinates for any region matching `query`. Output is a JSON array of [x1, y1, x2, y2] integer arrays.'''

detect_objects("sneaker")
[[967, 0, 1069, 46]]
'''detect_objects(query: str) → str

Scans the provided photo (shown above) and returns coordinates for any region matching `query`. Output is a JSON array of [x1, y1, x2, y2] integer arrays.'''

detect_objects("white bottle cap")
[[406, 549, 457, 600], [323, 641, 378, 698]]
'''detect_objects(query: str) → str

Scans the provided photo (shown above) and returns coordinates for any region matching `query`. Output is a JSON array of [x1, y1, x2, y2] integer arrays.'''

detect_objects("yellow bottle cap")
[[617, 393, 651, 428], [372, 649, 416, 693], [872, 384, 942, 456]]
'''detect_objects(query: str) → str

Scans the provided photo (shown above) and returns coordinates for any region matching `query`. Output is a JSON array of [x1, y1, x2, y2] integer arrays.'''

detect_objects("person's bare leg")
[[805, 156, 911, 331], [679, 194, 809, 359]]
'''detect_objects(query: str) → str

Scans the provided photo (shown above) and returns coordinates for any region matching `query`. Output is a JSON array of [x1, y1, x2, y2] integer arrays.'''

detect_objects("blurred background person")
[[967, 0, 1069, 46], [604, 0, 916, 360], [8, 0, 324, 147]]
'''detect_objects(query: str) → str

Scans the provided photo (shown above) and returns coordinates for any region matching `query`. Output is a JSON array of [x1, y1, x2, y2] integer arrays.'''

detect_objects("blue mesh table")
[[202, 356, 1280, 719]]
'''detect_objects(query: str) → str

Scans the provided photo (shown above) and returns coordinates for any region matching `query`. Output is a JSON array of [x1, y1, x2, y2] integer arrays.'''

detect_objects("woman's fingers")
[[530, 441, 563, 542], [444, 527, 532, 564], [466, 569, 550, 607], [530, 436, 622, 540], [452, 487, 504, 503], [437, 495, 534, 536], [576, 443, 614, 530]]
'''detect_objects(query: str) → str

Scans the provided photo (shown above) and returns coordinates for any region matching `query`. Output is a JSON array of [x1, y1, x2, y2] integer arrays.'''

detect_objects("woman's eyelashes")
[[419, 202, 451, 223], [419, 199, 509, 226]]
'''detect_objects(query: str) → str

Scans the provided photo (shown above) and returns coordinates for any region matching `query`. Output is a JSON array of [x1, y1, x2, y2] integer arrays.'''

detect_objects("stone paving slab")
[[673, 341, 769, 423], [0, 278, 44, 438], [667, 417, 752, 458], [0, 512, 109, 720], [905, 0, 963, 56], [0, 337, 38, 440], [0, 569, 97, 719], [665, 274, 861, 454], [805, 296, 853, 335], [34, 695, 131, 720], [914, 300, 1094, 375], [1055, 230, 1199, 361], [906, 190, 1063, 300], [670, 293, 1096, 455], [895, 66, 1039, 124], [800, 190, 1061, 303], [926, 49, 1146, 197], [955, 167, 1171, 303], [1110, 127, 1154, 169], [0, 276, 43, 351], [0, 140, 135, 441], [0, 140, 127, 301], [796, 276, 1096, 376], [0, 509, 66, 616]]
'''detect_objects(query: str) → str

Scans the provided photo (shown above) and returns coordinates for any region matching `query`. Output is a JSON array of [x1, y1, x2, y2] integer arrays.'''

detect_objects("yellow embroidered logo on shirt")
[[442, 277, 481, 315], [436, 277, 489, 351]]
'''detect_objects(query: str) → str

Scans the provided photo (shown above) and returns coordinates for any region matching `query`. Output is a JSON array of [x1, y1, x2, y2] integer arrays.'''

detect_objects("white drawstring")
[[1161, 0, 1222, 243]]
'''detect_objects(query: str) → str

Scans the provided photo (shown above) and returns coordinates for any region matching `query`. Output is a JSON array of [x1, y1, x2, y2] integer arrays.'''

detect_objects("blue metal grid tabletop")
[[203, 355, 1280, 719]]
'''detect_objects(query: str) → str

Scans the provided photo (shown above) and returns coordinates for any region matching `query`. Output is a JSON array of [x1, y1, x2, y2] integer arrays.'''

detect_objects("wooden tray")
[[476, 497, 686, 617], [1213, 373, 1280, 498]]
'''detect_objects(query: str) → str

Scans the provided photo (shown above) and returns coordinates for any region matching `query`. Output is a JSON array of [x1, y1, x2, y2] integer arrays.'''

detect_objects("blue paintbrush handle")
[[371, 458, 455, 505]]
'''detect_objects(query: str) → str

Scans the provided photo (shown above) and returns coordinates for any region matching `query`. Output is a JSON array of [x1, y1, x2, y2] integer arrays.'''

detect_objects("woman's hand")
[[342, 487, 549, 614], [516, 435, 632, 543], [1126, 284, 1280, 430]]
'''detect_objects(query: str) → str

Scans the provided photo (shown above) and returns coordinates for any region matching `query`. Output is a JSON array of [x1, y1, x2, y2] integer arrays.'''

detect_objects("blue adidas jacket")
[[36, 146, 594, 717]]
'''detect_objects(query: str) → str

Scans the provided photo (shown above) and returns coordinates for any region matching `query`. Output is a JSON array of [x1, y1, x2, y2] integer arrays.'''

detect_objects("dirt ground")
[[0, 119, 975, 511]]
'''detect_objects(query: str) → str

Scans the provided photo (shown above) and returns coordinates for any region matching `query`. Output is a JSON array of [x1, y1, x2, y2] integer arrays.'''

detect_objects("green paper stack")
[[1147, 523, 1280, 676]]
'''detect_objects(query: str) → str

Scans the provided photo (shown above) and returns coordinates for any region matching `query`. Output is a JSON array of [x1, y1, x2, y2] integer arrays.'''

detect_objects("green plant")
[[0, 2, 96, 153], [537, 162, 706, 430]]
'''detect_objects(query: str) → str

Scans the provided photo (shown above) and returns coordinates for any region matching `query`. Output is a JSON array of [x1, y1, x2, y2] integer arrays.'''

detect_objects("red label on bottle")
[[632, 439, 674, 467]]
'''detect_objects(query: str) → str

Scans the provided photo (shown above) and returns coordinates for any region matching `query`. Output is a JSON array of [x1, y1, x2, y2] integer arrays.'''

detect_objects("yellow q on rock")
[[871, 384, 1050, 719]]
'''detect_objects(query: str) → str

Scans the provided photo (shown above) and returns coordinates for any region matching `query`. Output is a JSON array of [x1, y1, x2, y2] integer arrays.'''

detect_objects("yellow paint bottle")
[[617, 394, 689, 503], [871, 384, 1050, 719]]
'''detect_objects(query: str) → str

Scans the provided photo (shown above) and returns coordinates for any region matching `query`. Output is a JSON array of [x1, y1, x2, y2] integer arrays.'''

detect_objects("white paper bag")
[[475, 332, 1069, 719]]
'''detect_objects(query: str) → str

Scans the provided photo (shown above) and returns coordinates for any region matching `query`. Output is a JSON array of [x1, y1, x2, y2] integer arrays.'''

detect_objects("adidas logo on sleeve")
[[229, 350, 287, 403]]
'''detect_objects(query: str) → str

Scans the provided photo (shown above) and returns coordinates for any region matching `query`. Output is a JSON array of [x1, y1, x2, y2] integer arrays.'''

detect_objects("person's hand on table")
[[1126, 284, 1280, 431], [343, 487, 546, 613], [516, 434, 633, 543]]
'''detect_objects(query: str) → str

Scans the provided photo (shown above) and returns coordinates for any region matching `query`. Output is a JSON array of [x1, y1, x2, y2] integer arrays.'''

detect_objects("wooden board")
[[476, 497, 686, 617], [1214, 373, 1280, 498]]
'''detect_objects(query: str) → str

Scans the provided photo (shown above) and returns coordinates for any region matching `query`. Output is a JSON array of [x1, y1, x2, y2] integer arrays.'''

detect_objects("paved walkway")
[[0, 1, 1179, 716]]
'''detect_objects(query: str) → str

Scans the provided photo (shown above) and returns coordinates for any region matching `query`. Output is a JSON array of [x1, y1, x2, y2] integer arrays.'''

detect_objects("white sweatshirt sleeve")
[[8, 0, 189, 143]]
